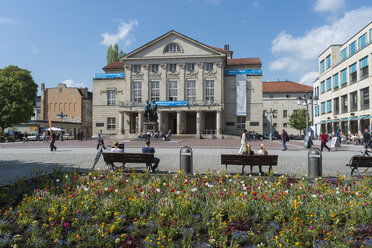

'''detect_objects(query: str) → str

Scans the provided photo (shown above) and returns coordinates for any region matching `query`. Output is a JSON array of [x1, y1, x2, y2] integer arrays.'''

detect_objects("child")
[[255, 144, 267, 174]]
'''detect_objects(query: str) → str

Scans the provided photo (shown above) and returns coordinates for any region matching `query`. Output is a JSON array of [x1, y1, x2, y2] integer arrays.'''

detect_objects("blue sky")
[[0, 0, 371, 92]]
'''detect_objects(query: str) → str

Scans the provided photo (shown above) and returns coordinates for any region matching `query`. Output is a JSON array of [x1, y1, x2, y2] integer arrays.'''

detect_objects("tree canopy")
[[106, 43, 125, 64], [288, 108, 311, 135], [0, 66, 37, 132]]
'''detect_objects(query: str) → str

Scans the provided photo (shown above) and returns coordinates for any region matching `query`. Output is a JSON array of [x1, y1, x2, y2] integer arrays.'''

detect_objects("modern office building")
[[93, 30, 263, 138], [315, 22, 372, 135], [263, 81, 313, 136]]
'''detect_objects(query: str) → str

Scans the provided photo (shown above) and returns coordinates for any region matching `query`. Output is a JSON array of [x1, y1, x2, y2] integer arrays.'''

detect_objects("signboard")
[[156, 101, 188, 107], [225, 69, 262, 76], [236, 74, 247, 116], [94, 73, 125, 79], [29, 125, 38, 131], [330, 137, 341, 148]]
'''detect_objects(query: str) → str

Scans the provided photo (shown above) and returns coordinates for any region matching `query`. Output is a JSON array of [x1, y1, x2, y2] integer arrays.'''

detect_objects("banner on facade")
[[94, 73, 125, 79], [156, 101, 188, 107], [236, 74, 246, 116], [226, 69, 262, 76]]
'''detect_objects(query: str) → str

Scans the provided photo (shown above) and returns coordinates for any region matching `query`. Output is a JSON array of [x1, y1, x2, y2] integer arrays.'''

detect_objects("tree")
[[106, 43, 126, 64], [288, 109, 311, 135]]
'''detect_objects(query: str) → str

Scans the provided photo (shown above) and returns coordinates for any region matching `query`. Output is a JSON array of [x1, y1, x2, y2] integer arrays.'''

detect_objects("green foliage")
[[106, 43, 126, 64], [0, 66, 37, 131], [288, 108, 311, 134]]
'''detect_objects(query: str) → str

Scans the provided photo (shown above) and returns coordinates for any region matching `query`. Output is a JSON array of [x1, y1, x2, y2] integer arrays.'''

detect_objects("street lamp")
[[265, 108, 277, 141], [297, 92, 318, 144], [57, 111, 67, 141]]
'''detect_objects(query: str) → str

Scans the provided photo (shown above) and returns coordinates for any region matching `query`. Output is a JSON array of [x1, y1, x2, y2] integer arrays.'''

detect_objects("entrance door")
[[168, 113, 177, 134], [186, 112, 196, 134], [205, 112, 216, 134]]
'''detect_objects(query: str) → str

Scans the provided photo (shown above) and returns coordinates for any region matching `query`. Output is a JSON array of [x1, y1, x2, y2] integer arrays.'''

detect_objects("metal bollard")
[[180, 146, 193, 174], [308, 148, 322, 180]]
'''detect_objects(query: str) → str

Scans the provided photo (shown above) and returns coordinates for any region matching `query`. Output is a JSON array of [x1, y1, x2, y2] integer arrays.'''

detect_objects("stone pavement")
[[0, 139, 369, 186]]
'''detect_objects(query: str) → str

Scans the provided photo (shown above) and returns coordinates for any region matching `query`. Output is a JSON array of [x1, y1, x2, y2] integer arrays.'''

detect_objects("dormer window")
[[164, 43, 181, 53]]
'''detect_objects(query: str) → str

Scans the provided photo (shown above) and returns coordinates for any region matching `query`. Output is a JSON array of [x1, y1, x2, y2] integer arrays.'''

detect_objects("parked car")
[[26, 134, 40, 141]]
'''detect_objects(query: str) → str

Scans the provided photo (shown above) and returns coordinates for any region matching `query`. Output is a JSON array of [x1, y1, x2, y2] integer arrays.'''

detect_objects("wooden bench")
[[345, 155, 372, 176], [102, 153, 154, 171], [221, 154, 278, 174]]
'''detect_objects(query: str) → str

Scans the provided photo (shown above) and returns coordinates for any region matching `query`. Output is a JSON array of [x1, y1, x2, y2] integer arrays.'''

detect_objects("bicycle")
[[359, 140, 371, 173], [92, 147, 103, 171]]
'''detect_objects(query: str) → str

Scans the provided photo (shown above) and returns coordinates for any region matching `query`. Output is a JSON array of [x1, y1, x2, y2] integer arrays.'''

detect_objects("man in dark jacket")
[[281, 129, 289, 151], [142, 140, 160, 173], [363, 128, 370, 149], [50, 131, 57, 151]]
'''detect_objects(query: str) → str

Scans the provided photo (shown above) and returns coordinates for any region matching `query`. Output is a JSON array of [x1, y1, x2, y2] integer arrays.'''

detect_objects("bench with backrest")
[[221, 154, 278, 174], [102, 152, 154, 171], [345, 155, 372, 176]]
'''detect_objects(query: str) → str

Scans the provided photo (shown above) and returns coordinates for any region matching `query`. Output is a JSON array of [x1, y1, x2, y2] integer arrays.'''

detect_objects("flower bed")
[[0, 170, 371, 247]]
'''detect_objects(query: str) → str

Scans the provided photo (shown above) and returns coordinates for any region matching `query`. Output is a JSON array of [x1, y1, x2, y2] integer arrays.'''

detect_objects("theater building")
[[93, 30, 263, 138]]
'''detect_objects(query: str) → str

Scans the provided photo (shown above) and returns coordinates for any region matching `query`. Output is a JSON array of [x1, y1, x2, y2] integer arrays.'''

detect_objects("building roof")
[[227, 58, 262, 66], [102, 62, 124, 70], [263, 81, 313, 93], [209, 46, 232, 52]]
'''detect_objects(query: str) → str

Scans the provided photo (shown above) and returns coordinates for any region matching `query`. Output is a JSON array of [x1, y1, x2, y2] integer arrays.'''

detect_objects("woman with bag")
[[321, 131, 330, 151], [239, 129, 248, 154]]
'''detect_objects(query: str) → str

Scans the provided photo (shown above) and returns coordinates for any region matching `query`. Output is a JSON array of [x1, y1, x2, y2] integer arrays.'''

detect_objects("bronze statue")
[[143, 100, 158, 122], [144, 100, 151, 122]]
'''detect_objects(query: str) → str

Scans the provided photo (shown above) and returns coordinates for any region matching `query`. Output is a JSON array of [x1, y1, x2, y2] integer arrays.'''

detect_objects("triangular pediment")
[[123, 30, 226, 59]]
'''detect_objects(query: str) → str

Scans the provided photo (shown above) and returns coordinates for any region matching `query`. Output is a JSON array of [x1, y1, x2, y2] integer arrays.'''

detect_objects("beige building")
[[93, 30, 263, 138], [315, 21, 372, 135], [263, 81, 313, 136], [40, 83, 93, 137]]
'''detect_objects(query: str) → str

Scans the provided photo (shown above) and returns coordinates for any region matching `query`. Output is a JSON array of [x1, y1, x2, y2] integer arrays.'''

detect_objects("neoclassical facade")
[[93, 31, 263, 138]]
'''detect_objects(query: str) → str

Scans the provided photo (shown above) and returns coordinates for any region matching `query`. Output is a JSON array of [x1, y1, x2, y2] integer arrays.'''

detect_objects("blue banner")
[[225, 69, 262, 75], [156, 101, 188, 106], [94, 73, 125, 79]]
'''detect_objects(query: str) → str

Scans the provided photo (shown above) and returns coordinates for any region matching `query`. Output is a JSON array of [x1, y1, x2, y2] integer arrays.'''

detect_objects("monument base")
[[143, 122, 158, 132]]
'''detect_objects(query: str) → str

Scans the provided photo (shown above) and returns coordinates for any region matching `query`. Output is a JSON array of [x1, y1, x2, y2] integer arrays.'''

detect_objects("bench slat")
[[103, 153, 155, 164], [348, 156, 372, 167], [221, 154, 278, 166]]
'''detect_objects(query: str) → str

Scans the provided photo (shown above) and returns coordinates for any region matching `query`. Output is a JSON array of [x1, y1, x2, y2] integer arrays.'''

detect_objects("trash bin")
[[308, 148, 322, 180], [180, 146, 193, 174]]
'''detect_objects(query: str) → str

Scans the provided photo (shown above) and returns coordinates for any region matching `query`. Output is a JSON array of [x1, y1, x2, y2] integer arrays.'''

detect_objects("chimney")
[[224, 44, 229, 50], [40, 83, 46, 120]]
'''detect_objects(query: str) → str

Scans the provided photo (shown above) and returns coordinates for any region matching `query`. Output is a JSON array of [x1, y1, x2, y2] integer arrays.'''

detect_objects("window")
[[326, 77, 332, 91], [283, 123, 287, 128], [326, 55, 331, 69], [341, 48, 347, 60], [349, 63, 357, 84], [186, 63, 195, 71], [286, 95, 291, 98], [349, 41, 356, 56], [333, 73, 339, 89], [320, 60, 325, 73], [341, 68, 347, 86], [205, 80, 214, 102], [321, 102, 326, 114], [273, 123, 278, 128], [334, 97, 339, 115], [186, 81, 196, 102], [370, 29, 372, 43], [169, 64, 177, 72], [150, 81, 160, 101], [358, 33, 367, 49], [360, 87, 369, 110], [327, 100, 332, 113], [270, 95, 274, 98], [273, 110, 277, 118], [107, 90, 116, 106], [169, 81, 177, 101], [360, 56, 369, 80], [350, 91, 358, 111], [205, 63, 213, 71], [321, 81, 325, 93], [107, 118, 116, 130], [164, 43, 181, 53], [132, 82, 142, 102], [133, 65, 141, 73], [151, 64, 159, 73], [341, 95, 348, 113], [315, 86, 319, 97], [283, 110, 287, 118], [237, 116, 246, 129], [315, 105, 319, 117]]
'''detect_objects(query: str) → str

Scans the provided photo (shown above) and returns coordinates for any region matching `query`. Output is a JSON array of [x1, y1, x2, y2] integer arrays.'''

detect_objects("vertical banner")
[[236, 74, 247, 115], [49, 120, 52, 129]]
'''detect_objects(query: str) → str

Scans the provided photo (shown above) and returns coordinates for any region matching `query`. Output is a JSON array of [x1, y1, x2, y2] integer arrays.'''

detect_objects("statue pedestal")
[[143, 122, 158, 132]]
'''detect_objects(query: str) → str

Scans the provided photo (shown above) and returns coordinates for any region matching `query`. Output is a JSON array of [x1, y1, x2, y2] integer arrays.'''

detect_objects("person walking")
[[363, 128, 370, 150], [97, 130, 106, 149], [50, 130, 57, 151], [142, 140, 160, 173], [281, 129, 289, 151], [239, 129, 248, 154], [320, 131, 330, 151]]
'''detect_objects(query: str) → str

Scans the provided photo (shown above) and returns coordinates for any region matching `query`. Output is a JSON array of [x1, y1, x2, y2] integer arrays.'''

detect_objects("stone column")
[[124, 112, 131, 134], [348, 120, 351, 135], [196, 111, 201, 136], [216, 111, 222, 135], [118, 111, 124, 134], [138, 111, 144, 133], [143, 64, 149, 101], [177, 111, 182, 134], [158, 111, 163, 131], [358, 119, 362, 136]]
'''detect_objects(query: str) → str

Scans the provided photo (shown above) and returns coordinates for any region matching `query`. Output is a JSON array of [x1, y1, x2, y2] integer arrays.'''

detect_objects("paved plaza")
[[0, 138, 369, 186]]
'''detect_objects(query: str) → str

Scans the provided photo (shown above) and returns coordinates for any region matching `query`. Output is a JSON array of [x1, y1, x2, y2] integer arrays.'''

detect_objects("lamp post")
[[297, 92, 318, 143], [57, 111, 67, 141], [265, 108, 276, 141]]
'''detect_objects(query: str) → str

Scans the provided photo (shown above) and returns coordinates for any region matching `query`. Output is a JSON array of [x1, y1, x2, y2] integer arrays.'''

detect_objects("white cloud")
[[299, 71, 318, 86], [270, 7, 372, 83], [32, 46, 39, 55], [62, 79, 88, 89], [0, 18, 13, 24], [314, 0, 345, 13], [206, 0, 219, 5], [101, 20, 138, 47]]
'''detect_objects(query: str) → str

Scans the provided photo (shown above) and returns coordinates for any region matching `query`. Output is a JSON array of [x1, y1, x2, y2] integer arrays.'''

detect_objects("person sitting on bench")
[[256, 144, 267, 174], [111, 141, 124, 153], [142, 140, 160, 173]]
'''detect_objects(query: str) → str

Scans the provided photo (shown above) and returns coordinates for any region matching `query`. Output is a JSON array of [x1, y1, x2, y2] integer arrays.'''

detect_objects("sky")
[[1, 0, 371, 92]]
